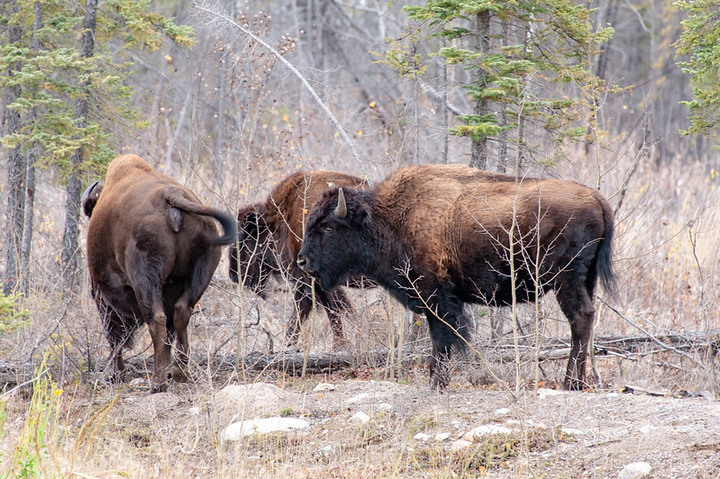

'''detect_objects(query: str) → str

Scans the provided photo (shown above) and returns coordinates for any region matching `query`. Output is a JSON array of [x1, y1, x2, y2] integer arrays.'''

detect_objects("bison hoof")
[[562, 378, 585, 391], [430, 373, 449, 391], [171, 365, 188, 383], [150, 382, 169, 394]]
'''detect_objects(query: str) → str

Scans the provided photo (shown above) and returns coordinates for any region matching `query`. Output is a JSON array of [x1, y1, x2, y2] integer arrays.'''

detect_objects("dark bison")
[[229, 170, 368, 347], [297, 164, 615, 390], [84, 154, 237, 393]]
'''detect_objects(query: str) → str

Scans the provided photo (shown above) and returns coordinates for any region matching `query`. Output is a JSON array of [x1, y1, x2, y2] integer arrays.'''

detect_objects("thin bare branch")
[[193, 1, 372, 183]]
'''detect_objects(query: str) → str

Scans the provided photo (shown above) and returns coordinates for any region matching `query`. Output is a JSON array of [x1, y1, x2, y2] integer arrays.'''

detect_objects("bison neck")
[[357, 214, 433, 315]]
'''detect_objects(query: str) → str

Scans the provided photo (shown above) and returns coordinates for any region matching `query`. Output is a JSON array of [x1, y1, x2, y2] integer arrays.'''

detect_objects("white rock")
[[528, 420, 547, 429], [462, 425, 512, 441], [698, 390, 715, 400], [619, 462, 652, 479], [537, 388, 564, 399], [321, 445, 334, 456], [435, 432, 451, 442], [348, 411, 371, 424], [377, 403, 393, 412], [494, 408, 511, 417], [221, 417, 309, 441], [414, 432, 431, 442], [347, 393, 370, 404], [313, 383, 336, 392], [188, 407, 201, 416], [638, 425, 657, 434], [215, 383, 304, 421], [451, 439, 473, 451]]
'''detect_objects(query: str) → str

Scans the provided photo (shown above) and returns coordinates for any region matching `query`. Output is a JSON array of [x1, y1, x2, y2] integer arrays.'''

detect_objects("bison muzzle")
[[297, 164, 615, 390], [84, 154, 237, 393]]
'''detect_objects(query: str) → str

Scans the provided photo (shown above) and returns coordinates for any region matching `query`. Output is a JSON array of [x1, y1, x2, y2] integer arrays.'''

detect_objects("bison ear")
[[357, 201, 372, 224], [168, 207, 183, 233]]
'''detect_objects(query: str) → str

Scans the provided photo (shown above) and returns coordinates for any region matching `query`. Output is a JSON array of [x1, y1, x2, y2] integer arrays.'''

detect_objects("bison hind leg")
[[555, 283, 596, 390]]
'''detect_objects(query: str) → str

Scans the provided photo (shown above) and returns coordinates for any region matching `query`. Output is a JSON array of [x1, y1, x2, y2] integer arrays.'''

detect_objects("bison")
[[84, 154, 237, 393], [229, 170, 368, 347], [297, 164, 615, 390]]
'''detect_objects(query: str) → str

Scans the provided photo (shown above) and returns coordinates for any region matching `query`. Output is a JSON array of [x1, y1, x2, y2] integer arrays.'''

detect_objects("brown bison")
[[297, 164, 615, 390], [229, 170, 368, 347], [84, 154, 237, 393]]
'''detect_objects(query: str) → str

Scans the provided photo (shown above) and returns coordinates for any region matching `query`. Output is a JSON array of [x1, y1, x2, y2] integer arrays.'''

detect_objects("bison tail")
[[209, 209, 238, 246], [165, 190, 238, 246], [596, 198, 617, 297]]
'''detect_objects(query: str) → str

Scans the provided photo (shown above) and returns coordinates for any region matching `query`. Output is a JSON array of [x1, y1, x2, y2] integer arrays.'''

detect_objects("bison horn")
[[334, 188, 347, 219], [81, 180, 99, 203]]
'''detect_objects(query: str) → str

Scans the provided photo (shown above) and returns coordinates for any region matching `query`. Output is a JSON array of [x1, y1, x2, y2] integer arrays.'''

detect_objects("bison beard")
[[297, 164, 615, 390], [84, 154, 237, 393], [229, 170, 368, 348]]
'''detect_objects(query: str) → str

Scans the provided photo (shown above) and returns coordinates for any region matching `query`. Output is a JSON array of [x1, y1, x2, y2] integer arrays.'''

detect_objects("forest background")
[[1, 0, 720, 476]]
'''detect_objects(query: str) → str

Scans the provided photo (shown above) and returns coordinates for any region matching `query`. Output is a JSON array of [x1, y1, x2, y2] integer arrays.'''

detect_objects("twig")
[[193, 1, 372, 183], [598, 297, 705, 368], [0, 368, 47, 398]]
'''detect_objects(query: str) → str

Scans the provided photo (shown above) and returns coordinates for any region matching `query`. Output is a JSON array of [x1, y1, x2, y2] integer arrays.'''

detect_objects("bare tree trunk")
[[61, 0, 97, 290], [20, 150, 35, 295], [19, 2, 43, 295], [214, 48, 228, 187], [469, 11, 490, 170], [585, 0, 617, 156], [441, 51, 449, 164], [2, 0, 25, 296], [496, 18, 510, 173]]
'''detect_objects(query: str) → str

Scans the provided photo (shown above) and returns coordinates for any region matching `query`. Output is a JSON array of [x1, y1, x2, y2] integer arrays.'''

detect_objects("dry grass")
[[1, 152, 719, 477]]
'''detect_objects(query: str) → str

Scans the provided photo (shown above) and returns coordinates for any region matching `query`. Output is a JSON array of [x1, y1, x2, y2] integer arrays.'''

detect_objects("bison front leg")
[[99, 303, 138, 384], [316, 286, 352, 351], [285, 281, 313, 348], [425, 313, 457, 391], [425, 293, 472, 391]]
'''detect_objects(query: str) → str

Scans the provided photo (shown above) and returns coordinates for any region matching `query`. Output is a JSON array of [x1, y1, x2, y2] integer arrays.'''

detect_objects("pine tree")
[[675, 0, 720, 140], [0, 0, 194, 291], [389, 0, 614, 171]]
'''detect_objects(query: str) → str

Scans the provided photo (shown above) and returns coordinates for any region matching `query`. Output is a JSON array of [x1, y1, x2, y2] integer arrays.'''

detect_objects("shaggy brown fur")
[[85, 154, 236, 393], [229, 170, 368, 346], [298, 164, 615, 390]]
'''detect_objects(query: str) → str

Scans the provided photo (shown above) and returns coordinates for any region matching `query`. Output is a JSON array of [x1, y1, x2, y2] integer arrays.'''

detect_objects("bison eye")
[[324, 224, 334, 234]]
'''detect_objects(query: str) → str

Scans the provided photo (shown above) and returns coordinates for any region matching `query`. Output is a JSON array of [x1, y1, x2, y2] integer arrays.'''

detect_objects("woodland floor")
[[1, 282, 719, 478]]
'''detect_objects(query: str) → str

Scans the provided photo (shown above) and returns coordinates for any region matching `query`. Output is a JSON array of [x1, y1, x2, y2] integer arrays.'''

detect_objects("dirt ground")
[[2, 283, 719, 478], [2, 357, 720, 478]]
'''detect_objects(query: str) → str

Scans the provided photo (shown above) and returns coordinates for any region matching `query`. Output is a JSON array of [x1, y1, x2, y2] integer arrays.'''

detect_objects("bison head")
[[81, 181, 103, 218], [297, 187, 372, 290], [229, 203, 278, 298]]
